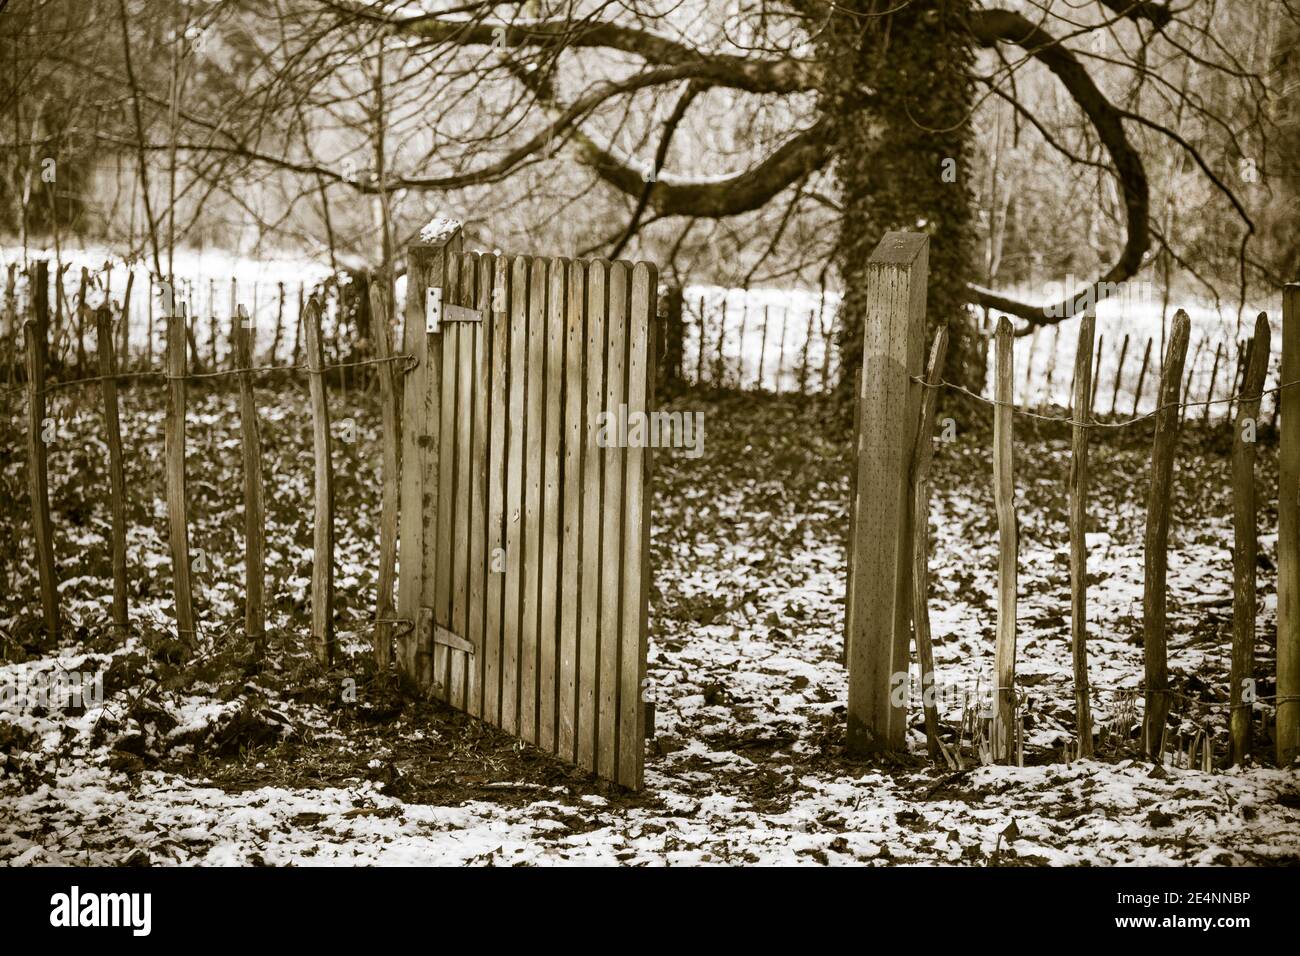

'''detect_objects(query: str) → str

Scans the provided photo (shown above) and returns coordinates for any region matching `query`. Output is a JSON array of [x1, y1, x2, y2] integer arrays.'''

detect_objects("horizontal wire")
[[914, 374, 1300, 429]]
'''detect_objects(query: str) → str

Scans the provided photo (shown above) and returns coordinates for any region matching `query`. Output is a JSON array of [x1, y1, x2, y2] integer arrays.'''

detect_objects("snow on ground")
[[2, 381, 1297, 866]]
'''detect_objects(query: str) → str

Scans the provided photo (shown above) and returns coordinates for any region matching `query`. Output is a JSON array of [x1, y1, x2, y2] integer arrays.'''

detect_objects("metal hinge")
[[425, 287, 483, 334]]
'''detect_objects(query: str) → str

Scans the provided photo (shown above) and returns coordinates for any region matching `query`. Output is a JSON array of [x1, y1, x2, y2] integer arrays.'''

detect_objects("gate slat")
[[619, 262, 656, 788], [539, 260, 567, 751], [467, 253, 495, 719], [450, 252, 477, 709], [558, 260, 587, 762], [501, 256, 529, 734], [520, 257, 548, 744], [578, 261, 608, 771], [434, 258, 462, 701], [599, 261, 630, 781], [483, 256, 510, 726]]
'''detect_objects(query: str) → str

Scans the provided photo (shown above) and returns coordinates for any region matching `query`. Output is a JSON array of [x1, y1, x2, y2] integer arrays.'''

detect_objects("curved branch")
[[380, 10, 819, 94], [966, 9, 1151, 327]]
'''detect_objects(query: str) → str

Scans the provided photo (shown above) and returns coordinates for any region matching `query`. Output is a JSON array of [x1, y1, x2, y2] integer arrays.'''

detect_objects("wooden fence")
[[847, 231, 1300, 768], [5, 257, 406, 669]]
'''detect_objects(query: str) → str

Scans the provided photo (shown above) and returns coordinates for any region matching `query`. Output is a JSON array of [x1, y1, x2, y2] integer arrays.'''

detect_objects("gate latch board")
[[426, 287, 483, 334]]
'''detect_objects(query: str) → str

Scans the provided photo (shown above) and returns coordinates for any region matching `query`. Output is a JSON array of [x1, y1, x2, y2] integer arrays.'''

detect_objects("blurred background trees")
[[1, 0, 1294, 388]]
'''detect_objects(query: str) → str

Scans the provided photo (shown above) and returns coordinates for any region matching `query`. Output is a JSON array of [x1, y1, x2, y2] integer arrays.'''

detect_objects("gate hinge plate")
[[426, 287, 483, 334]]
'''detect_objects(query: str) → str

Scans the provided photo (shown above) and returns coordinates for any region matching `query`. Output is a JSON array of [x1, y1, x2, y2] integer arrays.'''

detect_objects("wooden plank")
[[519, 256, 548, 743], [24, 318, 59, 638], [1230, 313, 1270, 765], [368, 280, 399, 676], [501, 256, 530, 733], [599, 261, 630, 780], [449, 252, 476, 709], [1279, 285, 1300, 764], [909, 327, 948, 759], [1143, 309, 1191, 757], [432, 254, 462, 702], [558, 260, 587, 762], [578, 261, 608, 770], [618, 262, 656, 788], [303, 299, 335, 666], [845, 232, 928, 753], [992, 316, 1018, 763], [95, 308, 129, 633], [1069, 309, 1096, 758], [483, 255, 511, 726], [234, 305, 266, 648], [164, 303, 195, 641], [466, 253, 495, 718], [538, 258, 567, 752], [396, 222, 460, 694]]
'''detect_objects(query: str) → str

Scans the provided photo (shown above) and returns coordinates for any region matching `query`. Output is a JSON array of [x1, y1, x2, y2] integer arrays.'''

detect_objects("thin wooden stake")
[[164, 302, 195, 641], [234, 306, 266, 648], [1131, 337, 1153, 416], [1143, 310, 1191, 757], [1279, 285, 1300, 764], [1229, 314, 1270, 765], [1109, 332, 1130, 417], [24, 318, 59, 638], [910, 327, 948, 758], [1069, 310, 1096, 757], [95, 308, 128, 632], [369, 281, 400, 676], [303, 298, 335, 666], [1203, 341, 1224, 423], [993, 316, 1018, 763]]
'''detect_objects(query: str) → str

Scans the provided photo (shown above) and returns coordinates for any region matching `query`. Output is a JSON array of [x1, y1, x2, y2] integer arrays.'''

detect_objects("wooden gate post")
[[396, 218, 463, 693], [846, 231, 928, 753], [1280, 284, 1300, 764]]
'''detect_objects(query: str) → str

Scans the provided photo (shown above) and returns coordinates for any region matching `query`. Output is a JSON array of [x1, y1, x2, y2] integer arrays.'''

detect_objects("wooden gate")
[[395, 219, 657, 789]]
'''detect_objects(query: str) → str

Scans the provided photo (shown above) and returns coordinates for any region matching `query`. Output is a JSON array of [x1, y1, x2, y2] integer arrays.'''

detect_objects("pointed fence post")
[[845, 232, 927, 753]]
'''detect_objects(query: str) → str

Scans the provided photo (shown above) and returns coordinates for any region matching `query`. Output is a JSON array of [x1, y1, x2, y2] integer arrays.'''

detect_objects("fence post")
[[395, 218, 462, 693], [1230, 313, 1270, 764], [845, 231, 927, 753], [1143, 309, 1191, 757], [369, 282, 401, 676], [95, 307, 129, 632], [911, 327, 948, 758], [992, 316, 1018, 763], [1280, 285, 1300, 764], [234, 306, 266, 649], [303, 299, 335, 666], [24, 318, 59, 638], [1069, 309, 1096, 757], [164, 302, 196, 641]]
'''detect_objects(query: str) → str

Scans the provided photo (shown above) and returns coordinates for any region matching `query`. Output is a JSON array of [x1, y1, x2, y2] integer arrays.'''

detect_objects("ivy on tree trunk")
[[822, 0, 982, 403]]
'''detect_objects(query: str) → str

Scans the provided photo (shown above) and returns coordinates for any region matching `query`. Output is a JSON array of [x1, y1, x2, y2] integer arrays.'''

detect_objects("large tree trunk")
[[1266, 9, 1300, 281], [822, 0, 980, 400]]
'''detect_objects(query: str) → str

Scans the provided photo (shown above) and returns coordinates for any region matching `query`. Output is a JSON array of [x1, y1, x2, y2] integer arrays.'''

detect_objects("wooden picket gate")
[[395, 220, 657, 789]]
